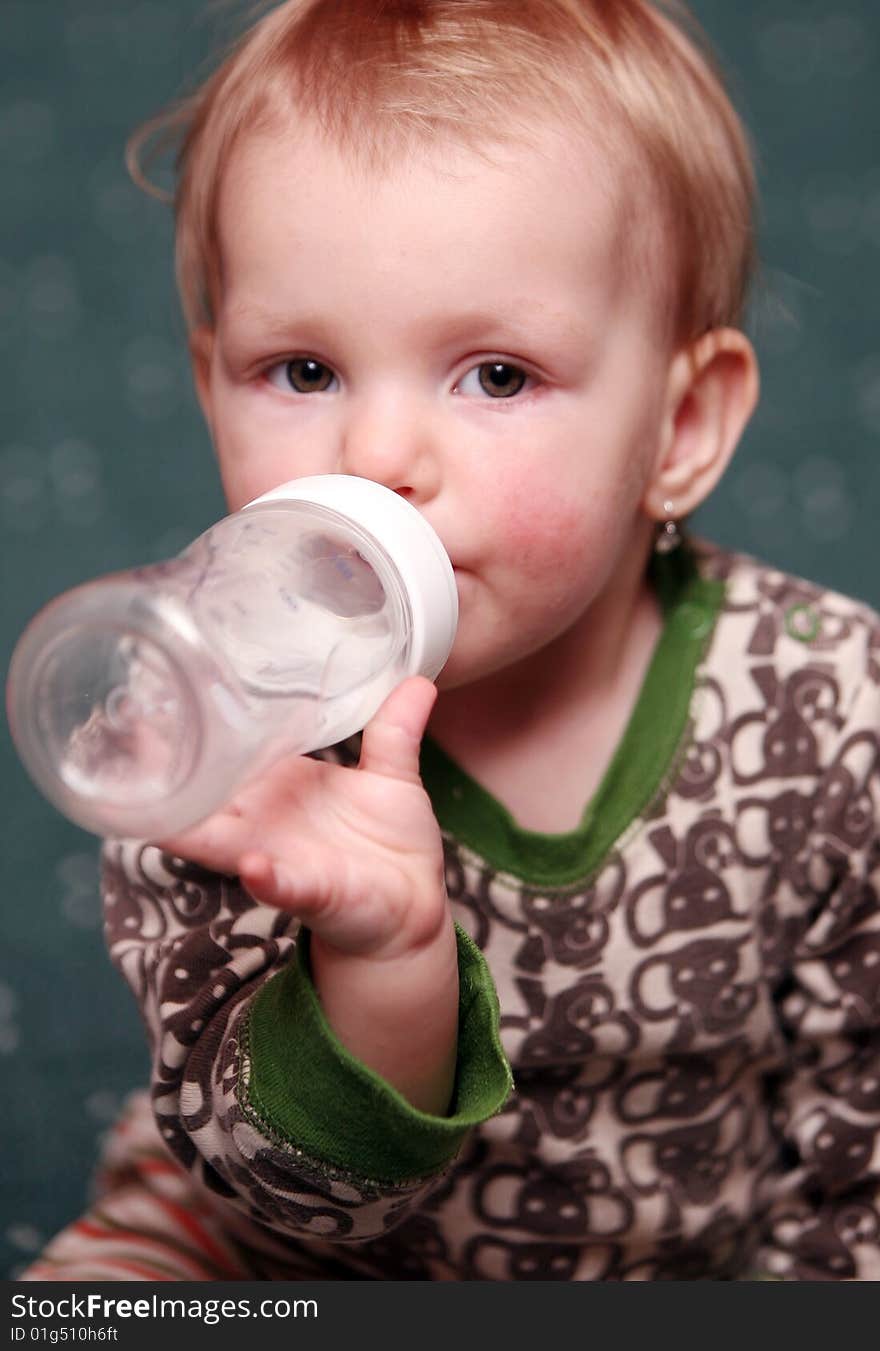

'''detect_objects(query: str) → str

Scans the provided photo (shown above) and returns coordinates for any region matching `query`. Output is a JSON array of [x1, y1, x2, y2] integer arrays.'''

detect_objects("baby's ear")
[[189, 326, 216, 430], [643, 328, 759, 522]]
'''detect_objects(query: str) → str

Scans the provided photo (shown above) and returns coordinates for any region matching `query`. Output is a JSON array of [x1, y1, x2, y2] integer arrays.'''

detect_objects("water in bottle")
[[6, 475, 458, 840]]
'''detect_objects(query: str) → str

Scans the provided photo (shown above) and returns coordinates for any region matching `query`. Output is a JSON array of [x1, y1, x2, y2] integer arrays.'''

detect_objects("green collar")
[[420, 541, 725, 888]]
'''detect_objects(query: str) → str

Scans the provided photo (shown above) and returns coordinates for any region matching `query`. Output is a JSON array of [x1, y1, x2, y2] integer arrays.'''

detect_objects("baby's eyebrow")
[[419, 306, 584, 348], [224, 302, 329, 339], [223, 299, 589, 355]]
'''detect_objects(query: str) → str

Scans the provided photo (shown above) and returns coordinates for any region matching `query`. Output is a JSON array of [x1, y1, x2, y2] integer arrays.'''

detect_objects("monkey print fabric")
[[50, 542, 880, 1281]]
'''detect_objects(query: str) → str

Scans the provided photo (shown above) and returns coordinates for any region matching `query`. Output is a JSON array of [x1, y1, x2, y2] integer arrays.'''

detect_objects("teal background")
[[0, 1, 878, 1275]]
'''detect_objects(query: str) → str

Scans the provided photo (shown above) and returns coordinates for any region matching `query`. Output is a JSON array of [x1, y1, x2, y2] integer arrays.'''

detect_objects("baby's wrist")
[[309, 906, 458, 999], [308, 915, 460, 1113]]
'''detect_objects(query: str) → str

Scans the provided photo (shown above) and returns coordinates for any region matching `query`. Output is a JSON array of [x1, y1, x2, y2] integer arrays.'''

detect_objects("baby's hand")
[[156, 676, 445, 962], [157, 676, 457, 1112]]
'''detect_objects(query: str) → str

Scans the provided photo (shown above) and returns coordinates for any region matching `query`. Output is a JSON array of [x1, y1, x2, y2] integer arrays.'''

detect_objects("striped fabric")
[[20, 1092, 269, 1282]]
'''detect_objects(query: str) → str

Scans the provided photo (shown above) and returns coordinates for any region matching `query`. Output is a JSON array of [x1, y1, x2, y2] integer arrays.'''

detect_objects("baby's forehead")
[[221, 101, 641, 255], [168, 2, 754, 341], [214, 107, 667, 332]]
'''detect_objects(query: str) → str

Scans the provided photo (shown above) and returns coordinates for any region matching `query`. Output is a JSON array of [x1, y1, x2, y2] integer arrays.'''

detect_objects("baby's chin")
[[432, 643, 492, 694], [432, 635, 536, 695], [433, 663, 470, 694]]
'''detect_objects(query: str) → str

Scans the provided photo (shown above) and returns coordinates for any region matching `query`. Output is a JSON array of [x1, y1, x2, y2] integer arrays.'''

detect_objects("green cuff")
[[240, 923, 513, 1185]]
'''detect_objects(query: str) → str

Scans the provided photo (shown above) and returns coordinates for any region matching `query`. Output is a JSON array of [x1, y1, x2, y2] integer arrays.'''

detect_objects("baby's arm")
[[158, 677, 458, 1115], [104, 677, 511, 1243]]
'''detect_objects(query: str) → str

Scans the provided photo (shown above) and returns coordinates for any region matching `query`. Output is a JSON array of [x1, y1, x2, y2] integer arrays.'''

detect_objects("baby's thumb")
[[358, 676, 437, 785]]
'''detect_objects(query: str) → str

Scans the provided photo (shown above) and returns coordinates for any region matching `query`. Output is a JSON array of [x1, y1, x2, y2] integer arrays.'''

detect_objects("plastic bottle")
[[6, 475, 458, 840]]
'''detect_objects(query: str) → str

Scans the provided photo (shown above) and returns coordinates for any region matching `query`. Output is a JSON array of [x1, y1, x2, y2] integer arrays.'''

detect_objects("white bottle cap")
[[245, 476, 459, 681]]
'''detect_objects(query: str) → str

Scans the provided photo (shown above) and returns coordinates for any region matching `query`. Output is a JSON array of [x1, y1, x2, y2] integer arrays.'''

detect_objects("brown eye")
[[477, 362, 527, 398], [284, 358, 336, 393]]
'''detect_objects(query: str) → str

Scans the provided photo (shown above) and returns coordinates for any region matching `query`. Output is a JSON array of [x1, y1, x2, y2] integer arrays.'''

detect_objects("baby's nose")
[[338, 394, 439, 500]]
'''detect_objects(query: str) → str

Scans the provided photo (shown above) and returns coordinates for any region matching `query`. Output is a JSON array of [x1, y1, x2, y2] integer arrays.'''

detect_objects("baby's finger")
[[239, 851, 347, 932], [153, 805, 255, 877], [238, 849, 339, 914], [239, 851, 401, 954], [237, 851, 290, 907], [358, 676, 437, 785]]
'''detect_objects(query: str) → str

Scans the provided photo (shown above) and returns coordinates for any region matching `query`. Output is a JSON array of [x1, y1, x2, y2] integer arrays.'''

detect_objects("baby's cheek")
[[491, 483, 596, 581]]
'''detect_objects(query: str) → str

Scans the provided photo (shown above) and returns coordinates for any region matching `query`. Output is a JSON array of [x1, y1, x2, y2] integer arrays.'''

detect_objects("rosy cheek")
[[489, 479, 592, 580]]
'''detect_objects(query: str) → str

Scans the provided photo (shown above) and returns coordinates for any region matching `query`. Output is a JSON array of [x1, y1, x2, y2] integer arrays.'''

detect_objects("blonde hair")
[[131, 0, 756, 345]]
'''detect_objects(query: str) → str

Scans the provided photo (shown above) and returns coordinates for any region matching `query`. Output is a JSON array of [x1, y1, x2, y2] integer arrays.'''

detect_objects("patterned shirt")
[[102, 539, 880, 1280]]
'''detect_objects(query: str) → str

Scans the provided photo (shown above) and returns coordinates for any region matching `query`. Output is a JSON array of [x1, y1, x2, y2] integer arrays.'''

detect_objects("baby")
[[24, 0, 880, 1281]]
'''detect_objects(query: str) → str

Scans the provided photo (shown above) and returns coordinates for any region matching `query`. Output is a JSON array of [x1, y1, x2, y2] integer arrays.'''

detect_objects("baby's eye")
[[457, 361, 530, 399], [266, 357, 338, 394]]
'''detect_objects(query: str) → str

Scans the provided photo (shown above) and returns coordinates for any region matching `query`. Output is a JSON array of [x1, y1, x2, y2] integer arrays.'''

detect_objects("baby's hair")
[[130, 0, 756, 346]]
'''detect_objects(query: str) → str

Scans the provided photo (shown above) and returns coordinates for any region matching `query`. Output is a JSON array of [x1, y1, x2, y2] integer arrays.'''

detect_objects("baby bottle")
[[6, 475, 458, 840]]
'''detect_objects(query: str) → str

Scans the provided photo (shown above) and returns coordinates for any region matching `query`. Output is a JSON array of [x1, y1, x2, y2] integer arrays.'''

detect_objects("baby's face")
[[194, 115, 676, 688]]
